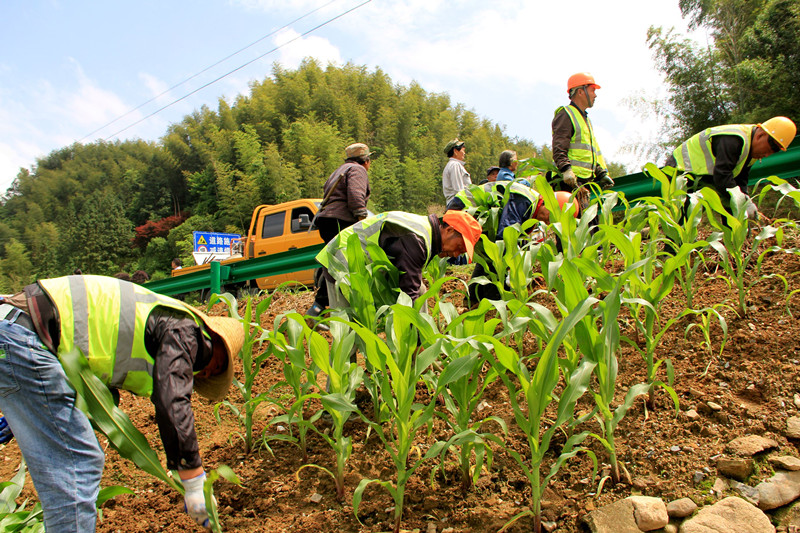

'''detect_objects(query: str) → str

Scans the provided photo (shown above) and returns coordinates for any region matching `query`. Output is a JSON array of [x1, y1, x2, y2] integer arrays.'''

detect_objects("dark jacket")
[[665, 134, 753, 196], [316, 161, 370, 223], [378, 214, 443, 301]]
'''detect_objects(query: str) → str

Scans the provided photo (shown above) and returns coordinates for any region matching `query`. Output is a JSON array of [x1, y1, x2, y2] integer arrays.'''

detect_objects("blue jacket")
[[496, 168, 530, 187]]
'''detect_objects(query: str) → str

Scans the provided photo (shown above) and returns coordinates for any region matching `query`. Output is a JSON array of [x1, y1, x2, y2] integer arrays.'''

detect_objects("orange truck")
[[172, 198, 324, 291]]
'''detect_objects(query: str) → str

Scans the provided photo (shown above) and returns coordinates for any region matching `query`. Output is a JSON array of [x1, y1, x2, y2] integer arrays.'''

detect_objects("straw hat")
[[193, 315, 244, 401]]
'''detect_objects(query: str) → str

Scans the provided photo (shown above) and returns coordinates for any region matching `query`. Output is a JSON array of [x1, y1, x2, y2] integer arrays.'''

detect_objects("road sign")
[[192, 232, 241, 254]]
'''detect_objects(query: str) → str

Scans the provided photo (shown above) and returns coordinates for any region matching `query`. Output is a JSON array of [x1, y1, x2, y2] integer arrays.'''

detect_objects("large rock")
[[717, 457, 754, 481], [679, 497, 774, 533], [628, 496, 669, 531], [755, 470, 800, 510], [770, 455, 800, 471], [725, 435, 779, 456], [786, 416, 800, 439], [583, 499, 641, 533]]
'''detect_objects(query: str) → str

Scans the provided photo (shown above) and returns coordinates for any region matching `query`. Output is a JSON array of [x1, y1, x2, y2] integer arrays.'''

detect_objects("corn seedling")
[[351, 301, 447, 533], [0, 459, 43, 532], [488, 294, 599, 533], [601, 225, 689, 409], [700, 186, 781, 316], [684, 304, 731, 377], [209, 292, 275, 455], [295, 314, 364, 500], [579, 270, 653, 484], [425, 300, 508, 492], [269, 310, 323, 461], [204, 465, 241, 533]]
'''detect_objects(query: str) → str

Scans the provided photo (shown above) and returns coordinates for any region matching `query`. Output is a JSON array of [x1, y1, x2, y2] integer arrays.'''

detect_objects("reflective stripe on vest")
[[316, 212, 433, 280], [38, 275, 204, 397], [556, 105, 608, 179], [672, 124, 754, 177], [507, 181, 540, 205]]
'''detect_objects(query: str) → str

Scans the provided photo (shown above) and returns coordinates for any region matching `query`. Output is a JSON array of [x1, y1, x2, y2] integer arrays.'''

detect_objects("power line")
[[95, 0, 371, 142], [79, 0, 340, 143]]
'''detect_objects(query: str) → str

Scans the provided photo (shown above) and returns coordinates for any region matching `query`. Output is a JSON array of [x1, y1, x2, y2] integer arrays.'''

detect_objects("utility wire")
[[80, 0, 339, 143], [98, 0, 371, 142]]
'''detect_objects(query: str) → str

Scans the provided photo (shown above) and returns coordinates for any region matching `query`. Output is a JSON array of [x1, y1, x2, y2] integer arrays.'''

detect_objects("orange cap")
[[442, 210, 482, 263], [567, 72, 600, 92]]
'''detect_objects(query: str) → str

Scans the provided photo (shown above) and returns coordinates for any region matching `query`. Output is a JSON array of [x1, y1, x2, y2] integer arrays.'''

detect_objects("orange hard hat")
[[554, 191, 580, 217], [567, 72, 600, 92]]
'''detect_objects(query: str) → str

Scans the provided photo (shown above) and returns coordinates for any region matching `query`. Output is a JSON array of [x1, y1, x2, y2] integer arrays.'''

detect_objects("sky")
[[0, 0, 701, 193]]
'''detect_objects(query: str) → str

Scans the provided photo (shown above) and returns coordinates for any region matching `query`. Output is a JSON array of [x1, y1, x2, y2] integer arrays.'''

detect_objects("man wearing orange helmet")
[[551, 72, 613, 211], [665, 116, 796, 220]]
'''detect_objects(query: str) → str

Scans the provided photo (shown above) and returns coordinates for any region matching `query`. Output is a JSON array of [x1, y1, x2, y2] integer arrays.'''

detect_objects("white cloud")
[[274, 28, 343, 69]]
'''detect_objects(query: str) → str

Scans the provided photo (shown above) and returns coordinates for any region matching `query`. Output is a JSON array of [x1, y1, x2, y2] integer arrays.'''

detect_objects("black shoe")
[[306, 303, 330, 332]]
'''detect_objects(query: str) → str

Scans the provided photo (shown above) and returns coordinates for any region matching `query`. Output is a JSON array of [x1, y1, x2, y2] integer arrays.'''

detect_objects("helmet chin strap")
[[582, 86, 592, 108]]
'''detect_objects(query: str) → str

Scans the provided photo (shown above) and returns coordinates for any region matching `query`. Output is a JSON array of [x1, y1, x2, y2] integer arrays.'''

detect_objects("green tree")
[[0, 239, 33, 293]]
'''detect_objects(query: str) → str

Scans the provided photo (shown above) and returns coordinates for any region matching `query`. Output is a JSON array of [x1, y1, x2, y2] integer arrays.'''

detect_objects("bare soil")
[[4, 230, 800, 532]]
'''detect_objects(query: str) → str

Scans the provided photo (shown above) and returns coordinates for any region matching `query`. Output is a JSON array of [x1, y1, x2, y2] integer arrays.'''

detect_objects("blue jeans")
[[0, 320, 104, 532]]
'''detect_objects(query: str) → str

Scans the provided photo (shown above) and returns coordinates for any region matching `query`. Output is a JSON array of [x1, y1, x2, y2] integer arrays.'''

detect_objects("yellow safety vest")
[[556, 105, 608, 179], [672, 124, 754, 178], [38, 275, 205, 397], [317, 212, 433, 282], [506, 181, 541, 205]]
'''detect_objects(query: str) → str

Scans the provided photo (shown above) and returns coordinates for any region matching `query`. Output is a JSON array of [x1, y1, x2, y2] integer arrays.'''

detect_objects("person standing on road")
[[306, 143, 373, 326], [442, 138, 472, 211], [665, 116, 796, 220], [0, 275, 244, 532], [551, 72, 614, 211]]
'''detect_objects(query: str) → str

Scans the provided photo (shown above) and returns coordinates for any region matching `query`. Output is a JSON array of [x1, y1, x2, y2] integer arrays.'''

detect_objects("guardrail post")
[[210, 261, 221, 295]]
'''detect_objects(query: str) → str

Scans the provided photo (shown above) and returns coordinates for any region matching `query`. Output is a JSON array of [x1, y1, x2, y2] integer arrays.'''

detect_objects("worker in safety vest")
[[468, 183, 577, 304], [551, 72, 613, 211], [665, 116, 796, 220], [317, 210, 481, 308], [0, 275, 244, 532]]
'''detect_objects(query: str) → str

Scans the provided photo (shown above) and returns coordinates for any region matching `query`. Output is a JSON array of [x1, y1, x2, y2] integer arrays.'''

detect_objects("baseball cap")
[[442, 210, 482, 263], [443, 138, 465, 155], [345, 143, 373, 159], [193, 314, 244, 401], [486, 166, 500, 175]]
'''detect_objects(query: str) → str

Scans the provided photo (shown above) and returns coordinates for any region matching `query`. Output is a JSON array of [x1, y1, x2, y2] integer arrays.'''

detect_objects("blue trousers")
[[0, 320, 104, 532]]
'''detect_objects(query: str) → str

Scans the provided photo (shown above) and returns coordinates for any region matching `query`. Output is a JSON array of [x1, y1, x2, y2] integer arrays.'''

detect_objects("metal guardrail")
[[145, 243, 324, 296]]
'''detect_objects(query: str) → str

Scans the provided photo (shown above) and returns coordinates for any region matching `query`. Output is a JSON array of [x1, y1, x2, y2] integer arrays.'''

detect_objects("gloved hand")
[[598, 175, 615, 189], [562, 168, 578, 188], [0, 417, 13, 444], [183, 472, 214, 529], [745, 201, 759, 221], [576, 187, 591, 211]]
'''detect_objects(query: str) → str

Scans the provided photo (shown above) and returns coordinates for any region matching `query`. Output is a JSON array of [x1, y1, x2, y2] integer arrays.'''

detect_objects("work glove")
[[562, 168, 578, 189], [744, 200, 759, 221], [576, 187, 591, 211], [0, 417, 13, 444], [183, 472, 214, 529], [597, 175, 615, 189]]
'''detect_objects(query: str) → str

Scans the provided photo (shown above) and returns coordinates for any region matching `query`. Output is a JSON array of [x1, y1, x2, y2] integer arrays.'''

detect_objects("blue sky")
[[0, 0, 696, 192]]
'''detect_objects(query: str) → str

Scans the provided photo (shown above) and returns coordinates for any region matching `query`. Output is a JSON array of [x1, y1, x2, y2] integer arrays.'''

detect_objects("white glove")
[[183, 472, 214, 529], [744, 201, 759, 221], [562, 168, 577, 188]]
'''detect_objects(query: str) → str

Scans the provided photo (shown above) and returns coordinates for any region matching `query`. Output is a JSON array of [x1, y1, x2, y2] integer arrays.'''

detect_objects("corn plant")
[[424, 299, 508, 493], [0, 459, 43, 532], [577, 268, 654, 484], [601, 225, 690, 409], [209, 292, 274, 455], [639, 163, 710, 308], [268, 310, 323, 461], [488, 295, 599, 533], [534, 174, 599, 261], [684, 304, 731, 376], [350, 300, 447, 533], [700, 186, 782, 316], [294, 314, 364, 501], [204, 465, 241, 533]]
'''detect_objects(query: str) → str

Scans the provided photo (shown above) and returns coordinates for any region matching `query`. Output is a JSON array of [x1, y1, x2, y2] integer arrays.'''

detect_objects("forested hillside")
[[0, 60, 577, 291]]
